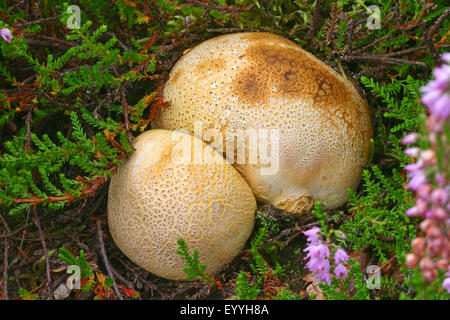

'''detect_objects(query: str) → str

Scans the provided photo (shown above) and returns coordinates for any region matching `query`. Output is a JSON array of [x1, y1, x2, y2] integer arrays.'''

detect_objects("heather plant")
[[303, 202, 350, 286], [0, 0, 449, 301], [401, 54, 450, 298]]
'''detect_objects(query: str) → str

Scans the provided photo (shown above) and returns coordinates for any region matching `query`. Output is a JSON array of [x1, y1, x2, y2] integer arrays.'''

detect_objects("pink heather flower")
[[420, 257, 435, 271], [416, 184, 431, 200], [443, 277, 450, 294], [402, 133, 419, 145], [435, 173, 445, 186], [334, 264, 348, 279], [406, 171, 428, 191], [425, 225, 442, 239], [411, 237, 426, 254], [405, 206, 420, 217], [430, 188, 448, 206], [334, 249, 349, 264], [405, 160, 425, 173], [0, 28, 12, 43], [316, 269, 332, 285], [306, 256, 330, 272], [303, 227, 321, 244], [419, 150, 436, 165], [420, 63, 450, 120], [405, 253, 419, 268], [304, 243, 330, 259], [405, 147, 421, 157], [441, 53, 450, 64], [431, 207, 447, 222], [303, 227, 350, 286], [431, 94, 450, 120]]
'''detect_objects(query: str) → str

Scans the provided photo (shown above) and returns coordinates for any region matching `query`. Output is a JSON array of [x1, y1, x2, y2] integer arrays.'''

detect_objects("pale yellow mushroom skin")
[[107, 130, 256, 281], [152, 32, 373, 214]]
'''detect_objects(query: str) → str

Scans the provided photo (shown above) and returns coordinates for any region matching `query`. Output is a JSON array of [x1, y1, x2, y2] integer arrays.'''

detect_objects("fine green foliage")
[[400, 267, 450, 300], [342, 166, 416, 262], [320, 260, 371, 300], [249, 226, 270, 276], [175, 238, 214, 283], [18, 288, 39, 300], [58, 247, 95, 292], [58, 247, 93, 278], [234, 271, 261, 300]]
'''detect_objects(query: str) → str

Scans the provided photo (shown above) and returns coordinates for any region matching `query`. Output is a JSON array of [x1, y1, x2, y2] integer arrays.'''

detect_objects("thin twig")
[[0, 210, 49, 239], [32, 207, 52, 299], [352, 34, 392, 55], [307, 0, 323, 39], [118, 259, 158, 295], [109, 264, 133, 290], [185, 0, 254, 13], [343, 55, 427, 67], [14, 16, 59, 28], [96, 220, 123, 300], [106, 31, 130, 51], [425, 8, 450, 62]]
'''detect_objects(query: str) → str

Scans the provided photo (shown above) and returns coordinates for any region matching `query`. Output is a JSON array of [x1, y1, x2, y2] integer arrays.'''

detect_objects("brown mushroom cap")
[[107, 129, 256, 281], [152, 32, 373, 214]]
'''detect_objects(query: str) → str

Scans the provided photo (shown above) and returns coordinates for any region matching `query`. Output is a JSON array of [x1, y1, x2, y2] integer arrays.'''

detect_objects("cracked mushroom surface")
[[152, 32, 373, 214], [107, 129, 256, 281]]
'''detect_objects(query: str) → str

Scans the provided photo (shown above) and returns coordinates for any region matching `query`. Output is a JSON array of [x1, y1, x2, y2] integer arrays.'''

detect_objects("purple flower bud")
[[334, 249, 349, 264], [435, 173, 445, 186], [334, 264, 348, 279], [405, 147, 421, 157], [443, 277, 450, 294], [0, 28, 12, 43], [442, 53, 450, 64], [428, 238, 444, 256], [304, 243, 330, 259], [420, 256, 435, 271], [306, 256, 330, 274], [419, 150, 436, 165], [431, 188, 449, 206], [416, 184, 431, 200], [412, 237, 426, 254], [421, 89, 442, 109], [406, 171, 428, 191], [432, 65, 450, 88], [402, 133, 419, 145], [431, 207, 447, 222], [430, 94, 450, 120], [426, 225, 442, 239], [405, 206, 420, 217], [405, 160, 424, 173], [315, 270, 332, 285], [405, 253, 419, 268], [420, 219, 433, 232], [303, 227, 321, 244]]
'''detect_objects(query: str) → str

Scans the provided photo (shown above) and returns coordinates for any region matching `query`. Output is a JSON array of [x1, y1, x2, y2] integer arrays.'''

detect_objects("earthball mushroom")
[[152, 32, 373, 214], [107, 129, 256, 281]]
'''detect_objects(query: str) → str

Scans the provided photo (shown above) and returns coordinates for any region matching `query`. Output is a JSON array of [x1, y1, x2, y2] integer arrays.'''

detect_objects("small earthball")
[[107, 129, 256, 281], [152, 32, 373, 214]]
